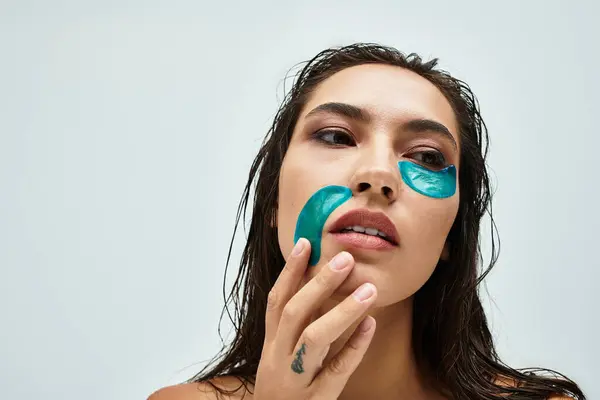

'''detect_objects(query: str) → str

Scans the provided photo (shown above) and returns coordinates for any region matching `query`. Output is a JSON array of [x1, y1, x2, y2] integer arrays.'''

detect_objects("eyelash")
[[313, 129, 356, 147], [404, 149, 448, 169], [312, 129, 448, 169]]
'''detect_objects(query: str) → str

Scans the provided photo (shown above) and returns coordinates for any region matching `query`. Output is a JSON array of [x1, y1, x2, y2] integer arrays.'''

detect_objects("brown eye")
[[314, 129, 356, 146], [408, 150, 447, 169]]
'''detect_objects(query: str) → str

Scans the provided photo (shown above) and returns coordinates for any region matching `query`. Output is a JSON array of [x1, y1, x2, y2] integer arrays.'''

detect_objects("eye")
[[406, 150, 447, 169], [313, 129, 356, 147]]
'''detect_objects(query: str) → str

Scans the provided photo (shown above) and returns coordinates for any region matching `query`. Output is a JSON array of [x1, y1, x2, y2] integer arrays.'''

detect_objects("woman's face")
[[277, 64, 461, 306]]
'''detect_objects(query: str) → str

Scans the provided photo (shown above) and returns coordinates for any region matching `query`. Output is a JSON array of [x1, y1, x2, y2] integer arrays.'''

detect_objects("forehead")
[[300, 64, 459, 138]]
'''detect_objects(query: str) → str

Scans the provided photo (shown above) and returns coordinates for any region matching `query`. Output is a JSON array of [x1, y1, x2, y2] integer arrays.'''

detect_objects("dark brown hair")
[[189, 43, 585, 399]]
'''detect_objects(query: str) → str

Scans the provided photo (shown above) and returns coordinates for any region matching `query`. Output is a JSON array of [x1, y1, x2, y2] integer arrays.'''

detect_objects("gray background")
[[1, 0, 598, 399]]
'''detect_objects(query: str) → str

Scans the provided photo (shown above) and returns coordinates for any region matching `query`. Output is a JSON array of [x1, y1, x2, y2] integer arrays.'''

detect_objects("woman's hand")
[[254, 238, 378, 400]]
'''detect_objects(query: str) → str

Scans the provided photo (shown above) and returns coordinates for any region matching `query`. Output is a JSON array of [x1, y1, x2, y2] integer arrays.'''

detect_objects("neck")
[[318, 297, 442, 400]]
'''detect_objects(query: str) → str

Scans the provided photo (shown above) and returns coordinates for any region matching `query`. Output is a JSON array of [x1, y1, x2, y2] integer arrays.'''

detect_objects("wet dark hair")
[[189, 43, 585, 399]]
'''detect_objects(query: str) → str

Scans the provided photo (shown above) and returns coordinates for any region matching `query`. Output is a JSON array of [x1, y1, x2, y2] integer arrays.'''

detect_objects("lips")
[[328, 208, 399, 246]]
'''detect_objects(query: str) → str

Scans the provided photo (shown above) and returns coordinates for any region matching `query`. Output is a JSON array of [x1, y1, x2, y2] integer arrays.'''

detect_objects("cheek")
[[277, 152, 331, 261], [375, 192, 459, 303], [399, 190, 459, 267], [277, 165, 298, 262]]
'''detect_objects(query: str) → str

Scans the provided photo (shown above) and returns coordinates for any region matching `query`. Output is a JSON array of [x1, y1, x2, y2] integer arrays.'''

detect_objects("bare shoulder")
[[494, 376, 576, 400], [148, 376, 254, 400]]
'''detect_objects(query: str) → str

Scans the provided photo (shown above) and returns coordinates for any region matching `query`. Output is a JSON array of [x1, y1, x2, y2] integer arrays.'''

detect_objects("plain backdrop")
[[1, 0, 598, 399]]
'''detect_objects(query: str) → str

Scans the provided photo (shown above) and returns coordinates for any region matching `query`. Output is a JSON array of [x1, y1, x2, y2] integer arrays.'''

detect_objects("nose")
[[349, 160, 399, 204]]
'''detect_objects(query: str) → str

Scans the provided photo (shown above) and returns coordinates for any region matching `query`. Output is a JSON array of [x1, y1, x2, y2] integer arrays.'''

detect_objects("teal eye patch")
[[293, 185, 352, 266], [398, 161, 457, 199]]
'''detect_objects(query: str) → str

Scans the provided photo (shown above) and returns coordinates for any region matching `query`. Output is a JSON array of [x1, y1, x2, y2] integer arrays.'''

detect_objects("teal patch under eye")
[[294, 185, 352, 266], [398, 161, 457, 199]]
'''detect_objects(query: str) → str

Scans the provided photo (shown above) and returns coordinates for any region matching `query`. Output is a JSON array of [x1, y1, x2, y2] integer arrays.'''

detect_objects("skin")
[[278, 63, 461, 306], [273, 64, 460, 399], [147, 65, 569, 400]]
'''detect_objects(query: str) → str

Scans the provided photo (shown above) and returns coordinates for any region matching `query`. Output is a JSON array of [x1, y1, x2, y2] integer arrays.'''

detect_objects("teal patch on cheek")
[[293, 185, 352, 266], [398, 161, 457, 199]]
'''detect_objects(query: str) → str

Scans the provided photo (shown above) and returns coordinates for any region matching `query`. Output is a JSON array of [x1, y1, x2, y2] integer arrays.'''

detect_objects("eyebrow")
[[403, 118, 458, 150], [306, 102, 371, 123], [305, 102, 458, 150]]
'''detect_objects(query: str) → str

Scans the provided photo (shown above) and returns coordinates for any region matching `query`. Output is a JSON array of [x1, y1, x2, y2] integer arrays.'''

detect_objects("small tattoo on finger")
[[291, 343, 306, 374]]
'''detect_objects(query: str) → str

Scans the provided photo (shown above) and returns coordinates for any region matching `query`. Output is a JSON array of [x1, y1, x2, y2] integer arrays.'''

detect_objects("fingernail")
[[359, 316, 375, 333], [292, 239, 305, 257], [329, 252, 351, 271], [353, 283, 375, 302]]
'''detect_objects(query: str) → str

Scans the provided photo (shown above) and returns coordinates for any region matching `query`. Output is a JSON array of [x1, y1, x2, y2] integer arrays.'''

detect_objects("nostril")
[[382, 186, 393, 198], [358, 182, 371, 192]]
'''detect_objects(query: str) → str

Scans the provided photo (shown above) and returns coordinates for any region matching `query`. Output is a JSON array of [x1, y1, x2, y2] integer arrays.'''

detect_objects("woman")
[[150, 43, 585, 399]]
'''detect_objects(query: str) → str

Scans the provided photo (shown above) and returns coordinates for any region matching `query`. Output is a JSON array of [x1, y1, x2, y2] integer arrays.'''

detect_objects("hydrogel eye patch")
[[293, 185, 352, 266], [398, 161, 457, 199]]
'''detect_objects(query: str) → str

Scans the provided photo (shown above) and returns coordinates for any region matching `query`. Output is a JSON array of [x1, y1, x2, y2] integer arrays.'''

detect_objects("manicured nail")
[[359, 316, 375, 333], [329, 252, 351, 271], [292, 239, 305, 257], [353, 283, 375, 302]]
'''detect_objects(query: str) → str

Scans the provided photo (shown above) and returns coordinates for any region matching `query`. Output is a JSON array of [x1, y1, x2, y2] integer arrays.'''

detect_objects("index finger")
[[264, 238, 311, 344]]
